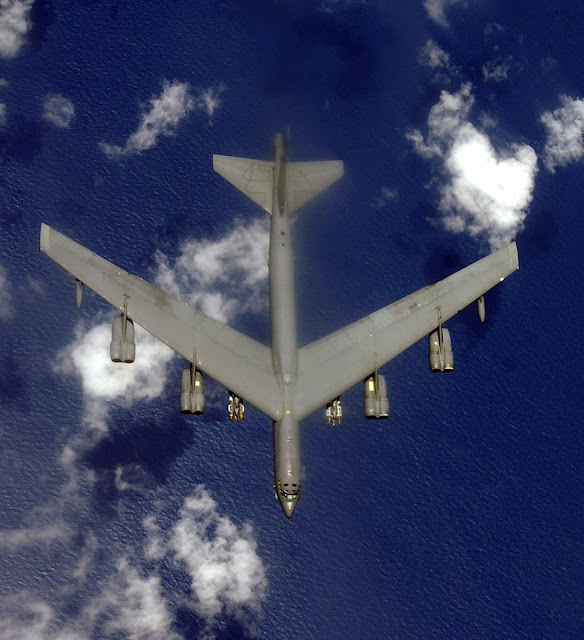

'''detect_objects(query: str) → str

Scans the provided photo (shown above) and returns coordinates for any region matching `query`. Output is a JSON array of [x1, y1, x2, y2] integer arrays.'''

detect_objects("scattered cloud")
[[84, 557, 181, 640], [0, 0, 33, 58], [541, 95, 584, 172], [0, 487, 267, 640], [408, 83, 538, 248], [154, 217, 270, 323], [418, 40, 450, 70], [164, 486, 267, 633], [0, 265, 13, 319], [42, 94, 75, 128], [101, 81, 195, 158], [194, 84, 226, 123]]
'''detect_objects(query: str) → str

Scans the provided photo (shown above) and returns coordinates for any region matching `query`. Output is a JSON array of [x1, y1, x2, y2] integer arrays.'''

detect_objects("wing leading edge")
[[294, 243, 519, 421], [40, 224, 281, 420]]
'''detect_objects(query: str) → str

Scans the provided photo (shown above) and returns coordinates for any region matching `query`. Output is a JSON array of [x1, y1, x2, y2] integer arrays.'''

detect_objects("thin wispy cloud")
[[418, 40, 450, 70], [408, 83, 538, 249], [0, 265, 13, 319], [42, 94, 75, 128], [0, 523, 68, 550], [541, 95, 584, 172], [194, 83, 226, 123], [0, 103, 6, 126], [0, 0, 32, 58], [101, 81, 195, 158], [423, 0, 461, 27], [482, 58, 511, 82], [371, 186, 397, 210]]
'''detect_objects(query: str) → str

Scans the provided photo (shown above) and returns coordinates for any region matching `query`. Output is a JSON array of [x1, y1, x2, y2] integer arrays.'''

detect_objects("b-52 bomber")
[[40, 133, 519, 518]]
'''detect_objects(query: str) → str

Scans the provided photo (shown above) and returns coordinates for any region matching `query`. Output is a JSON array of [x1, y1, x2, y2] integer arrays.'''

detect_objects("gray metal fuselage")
[[269, 134, 301, 518]]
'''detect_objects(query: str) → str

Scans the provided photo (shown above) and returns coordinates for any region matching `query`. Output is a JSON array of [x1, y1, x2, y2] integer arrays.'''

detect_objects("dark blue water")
[[0, 1, 583, 638]]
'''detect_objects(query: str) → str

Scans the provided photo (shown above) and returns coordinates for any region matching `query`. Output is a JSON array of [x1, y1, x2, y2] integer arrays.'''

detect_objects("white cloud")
[[101, 81, 194, 157], [541, 95, 584, 172], [0, 0, 32, 58], [418, 40, 450, 70], [154, 217, 269, 323], [194, 84, 226, 123], [54, 322, 175, 434], [167, 486, 267, 629], [0, 103, 6, 125], [408, 83, 538, 248], [0, 265, 13, 319], [42, 94, 75, 128]]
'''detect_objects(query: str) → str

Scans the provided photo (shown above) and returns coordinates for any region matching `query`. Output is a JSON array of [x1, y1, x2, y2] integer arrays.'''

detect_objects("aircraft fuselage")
[[269, 134, 301, 518]]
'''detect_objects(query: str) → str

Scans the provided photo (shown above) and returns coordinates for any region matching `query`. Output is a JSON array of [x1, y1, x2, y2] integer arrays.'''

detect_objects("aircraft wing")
[[294, 243, 519, 421], [286, 161, 344, 214], [40, 224, 281, 420], [212, 155, 274, 214]]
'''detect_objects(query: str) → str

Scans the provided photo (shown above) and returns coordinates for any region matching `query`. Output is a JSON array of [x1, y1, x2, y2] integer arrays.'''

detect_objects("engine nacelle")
[[110, 314, 135, 363], [180, 367, 205, 414], [428, 328, 454, 373], [363, 374, 390, 419]]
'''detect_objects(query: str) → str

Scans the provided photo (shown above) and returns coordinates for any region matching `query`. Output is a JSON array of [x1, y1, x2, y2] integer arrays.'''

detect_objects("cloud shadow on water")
[[0, 118, 46, 165], [82, 412, 194, 499], [28, 0, 57, 50], [175, 605, 252, 640], [518, 209, 559, 258], [0, 356, 24, 405]]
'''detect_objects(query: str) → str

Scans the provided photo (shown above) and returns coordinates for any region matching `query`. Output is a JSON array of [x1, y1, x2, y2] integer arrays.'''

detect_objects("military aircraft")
[[40, 133, 519, 518]]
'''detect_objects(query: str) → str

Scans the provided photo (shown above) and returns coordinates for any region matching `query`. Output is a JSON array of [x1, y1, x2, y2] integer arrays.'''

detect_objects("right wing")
[[40, 224, 281, 420], [212, 155, 274, 214], [294, 243, 519, 421]]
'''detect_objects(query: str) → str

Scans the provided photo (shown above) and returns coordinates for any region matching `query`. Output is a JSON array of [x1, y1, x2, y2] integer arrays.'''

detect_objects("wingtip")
[[40, 223, 50, 253], [509, 241, 519, 270]]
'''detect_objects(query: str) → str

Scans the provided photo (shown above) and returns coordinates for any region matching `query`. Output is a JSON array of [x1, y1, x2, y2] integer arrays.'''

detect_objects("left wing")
[[40, 224, 281, 420], [294, 243, 519, 421]]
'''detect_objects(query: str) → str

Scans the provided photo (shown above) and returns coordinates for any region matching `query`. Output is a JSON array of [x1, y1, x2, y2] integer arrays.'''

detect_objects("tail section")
[[213, 151, 343, 215], [213, 155, 275, 214], [286, 160, 344, 213]]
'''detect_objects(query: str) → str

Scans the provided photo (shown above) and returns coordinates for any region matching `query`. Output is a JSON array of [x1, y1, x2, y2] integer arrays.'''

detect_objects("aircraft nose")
[[279, 495, 298, 519]]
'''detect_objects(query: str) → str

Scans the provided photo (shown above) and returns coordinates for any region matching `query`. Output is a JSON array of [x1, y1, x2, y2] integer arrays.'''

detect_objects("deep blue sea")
[[0, 1, 583, 638]]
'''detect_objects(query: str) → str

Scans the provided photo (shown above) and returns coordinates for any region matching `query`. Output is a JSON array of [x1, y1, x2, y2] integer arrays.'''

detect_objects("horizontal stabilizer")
[[286, 161, 344, 213], [213, 155, 274, 214]]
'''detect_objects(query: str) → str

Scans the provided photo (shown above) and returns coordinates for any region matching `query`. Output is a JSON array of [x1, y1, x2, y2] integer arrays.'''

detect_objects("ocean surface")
[[0, 1, 583, 638]]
